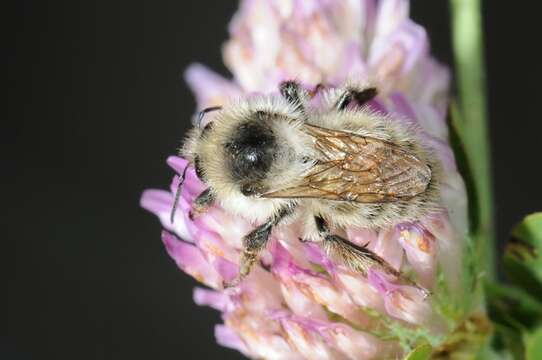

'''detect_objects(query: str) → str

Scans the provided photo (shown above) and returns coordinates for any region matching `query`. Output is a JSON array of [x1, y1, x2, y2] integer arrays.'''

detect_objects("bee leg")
[[335, 87, 378, 111], [223, 222, 273, 288], [224, 207, 294, 288], [279, 80, 306, 113], [189, 188, 215, 220], [314, 216, 400, 278]]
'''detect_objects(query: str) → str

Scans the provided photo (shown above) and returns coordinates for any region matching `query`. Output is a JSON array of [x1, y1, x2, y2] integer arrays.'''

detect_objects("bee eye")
[[195, 166, 204, 180], [194, 156, 205, 181], [202, 121, 213, 134]]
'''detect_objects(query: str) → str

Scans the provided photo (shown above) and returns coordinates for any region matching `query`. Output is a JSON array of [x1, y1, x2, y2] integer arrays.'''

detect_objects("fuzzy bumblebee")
[[174, 81, 441, 287]]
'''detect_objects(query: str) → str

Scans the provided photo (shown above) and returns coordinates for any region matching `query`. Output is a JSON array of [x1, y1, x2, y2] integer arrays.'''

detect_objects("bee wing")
[[262, 124, 432, 203]]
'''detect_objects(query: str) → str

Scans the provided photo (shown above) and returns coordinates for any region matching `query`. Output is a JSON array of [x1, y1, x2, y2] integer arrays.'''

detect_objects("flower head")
[[141, 0, 478, 358]]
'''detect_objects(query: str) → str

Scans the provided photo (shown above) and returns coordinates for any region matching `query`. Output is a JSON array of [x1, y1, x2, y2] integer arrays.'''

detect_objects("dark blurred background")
[[4, 1, 541, 359]]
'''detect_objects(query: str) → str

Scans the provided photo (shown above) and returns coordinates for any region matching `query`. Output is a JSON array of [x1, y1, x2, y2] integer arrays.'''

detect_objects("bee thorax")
[[225, 122, 276, 182]]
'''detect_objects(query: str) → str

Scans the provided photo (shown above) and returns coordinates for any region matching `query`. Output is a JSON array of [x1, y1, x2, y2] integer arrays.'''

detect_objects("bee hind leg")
[[314, 216, 429, 295], [314, 216, 400, 277]]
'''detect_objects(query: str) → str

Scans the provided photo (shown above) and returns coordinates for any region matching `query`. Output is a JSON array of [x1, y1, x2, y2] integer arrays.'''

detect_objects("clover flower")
[[141, 0, 486, 358]]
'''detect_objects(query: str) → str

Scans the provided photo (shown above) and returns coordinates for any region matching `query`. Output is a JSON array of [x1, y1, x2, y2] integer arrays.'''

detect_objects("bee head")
[[189, 107, 221, 184]]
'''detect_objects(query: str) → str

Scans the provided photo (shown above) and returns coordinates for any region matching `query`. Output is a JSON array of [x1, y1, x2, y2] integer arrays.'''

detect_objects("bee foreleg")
[[279, 80, 306, 114], [335, 87, 378, 111], [224, 206, 295, 288], [189, 188, 215, 220], [314, 216, 400, 278]]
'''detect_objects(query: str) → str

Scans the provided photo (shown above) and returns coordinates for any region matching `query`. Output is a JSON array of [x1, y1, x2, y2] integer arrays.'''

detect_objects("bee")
[[172, 80, 440, 287]]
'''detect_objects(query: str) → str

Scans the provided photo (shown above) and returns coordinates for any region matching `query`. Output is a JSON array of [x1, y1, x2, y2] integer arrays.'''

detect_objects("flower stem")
[[450, 0, 495, 279]]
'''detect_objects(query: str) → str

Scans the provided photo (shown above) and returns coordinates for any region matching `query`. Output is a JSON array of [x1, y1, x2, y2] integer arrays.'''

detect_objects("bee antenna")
[[197, 106, 223, 128], [170, 165, 190, 224]]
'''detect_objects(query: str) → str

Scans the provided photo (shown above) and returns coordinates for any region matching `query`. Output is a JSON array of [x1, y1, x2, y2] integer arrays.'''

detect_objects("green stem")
[[450, 0, 495, 279]]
